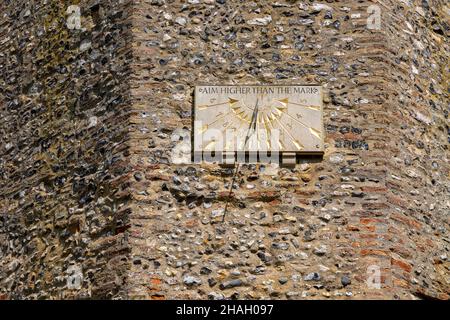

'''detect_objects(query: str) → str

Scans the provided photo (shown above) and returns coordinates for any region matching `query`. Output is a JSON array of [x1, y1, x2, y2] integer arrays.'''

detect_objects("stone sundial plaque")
[[193, 85, 324, 162]]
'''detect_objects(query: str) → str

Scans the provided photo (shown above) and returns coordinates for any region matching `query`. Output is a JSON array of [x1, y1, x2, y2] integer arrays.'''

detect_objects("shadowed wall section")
[[0, 0, 133, 299]]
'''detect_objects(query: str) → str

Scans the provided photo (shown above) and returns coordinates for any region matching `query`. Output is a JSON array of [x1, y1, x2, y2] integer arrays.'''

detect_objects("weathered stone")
[[341, 276, 351, 287], [183, 275, 202, 286], [304, 273, 321, 281]]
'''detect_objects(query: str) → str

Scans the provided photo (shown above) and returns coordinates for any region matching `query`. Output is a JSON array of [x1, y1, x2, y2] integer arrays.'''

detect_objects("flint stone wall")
[[0, 0, 449, 300]]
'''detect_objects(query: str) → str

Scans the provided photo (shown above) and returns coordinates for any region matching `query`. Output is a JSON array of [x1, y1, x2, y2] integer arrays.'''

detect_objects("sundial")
[[193, 85, 324, 164]]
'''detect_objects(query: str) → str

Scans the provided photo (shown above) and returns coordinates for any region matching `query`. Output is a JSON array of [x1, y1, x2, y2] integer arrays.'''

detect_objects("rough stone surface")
[[0, 0, 133, 299], [0, 0, 449, 300]]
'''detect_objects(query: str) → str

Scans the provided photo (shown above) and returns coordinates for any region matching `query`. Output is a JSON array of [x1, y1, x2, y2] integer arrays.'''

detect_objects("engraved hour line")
[[238, 99, 319, 126], [272, 116, 304, 151], [211, 98, 247, 128], [202, 100, 253, 150], [254, 117, 261, 150], [253, 94, 264, 150], [239, 104, 259, 150], [258, 112, 275, 151], [236, 101, 255, 123], [232, 101, 262, 124], [204, 113, 247, 150], [224, 117, 247, 150], [258, 115, 270, 150], [259, 116, 274, 151], [232, 107, 251, 123], [262, 115, 273, 149], [265, 115, 285, 150], [201, 111, 233, 132], [203, 116, 243, 149], [267, 113, 285, 150], [277, 98, 322, 139], [279, 99, 321, 111], [200, 115, 231, 148], [197, 98, 239, 110]]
